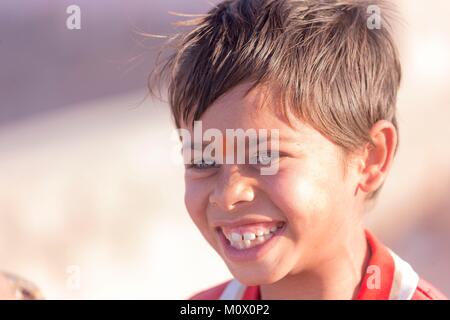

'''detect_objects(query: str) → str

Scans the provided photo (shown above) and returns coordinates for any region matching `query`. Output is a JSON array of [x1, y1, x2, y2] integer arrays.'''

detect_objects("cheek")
[[184, 181, 205, 220], [269, 173, 329, 228], [267, 160, 348, 232], [184, 179, 213, 238]]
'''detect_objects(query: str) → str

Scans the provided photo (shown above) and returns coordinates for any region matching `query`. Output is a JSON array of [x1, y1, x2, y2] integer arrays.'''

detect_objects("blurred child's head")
[[150, 0, 401, 285]]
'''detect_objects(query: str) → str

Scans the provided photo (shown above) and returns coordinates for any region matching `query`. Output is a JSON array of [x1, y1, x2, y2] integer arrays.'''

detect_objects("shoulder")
[[412, 278, 448, 300], [188, 280, 231, 300]]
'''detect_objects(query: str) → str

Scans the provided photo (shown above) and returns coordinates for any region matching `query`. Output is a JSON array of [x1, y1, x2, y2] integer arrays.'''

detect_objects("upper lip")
[[212, 216, 284, 229]]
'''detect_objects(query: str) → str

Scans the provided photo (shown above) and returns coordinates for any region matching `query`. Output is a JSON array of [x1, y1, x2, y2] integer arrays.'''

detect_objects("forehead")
[[178, 82, 343, 158], [192, 82, 302, 134], [178, 82, 335, 151]]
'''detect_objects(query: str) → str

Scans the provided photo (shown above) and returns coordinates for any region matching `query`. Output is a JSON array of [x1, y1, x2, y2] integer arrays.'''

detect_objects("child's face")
[[182, 83, 363, 285]]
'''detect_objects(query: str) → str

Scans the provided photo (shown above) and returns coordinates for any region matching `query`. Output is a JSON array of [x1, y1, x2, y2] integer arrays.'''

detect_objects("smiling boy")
[[150, 0, 447, 300]]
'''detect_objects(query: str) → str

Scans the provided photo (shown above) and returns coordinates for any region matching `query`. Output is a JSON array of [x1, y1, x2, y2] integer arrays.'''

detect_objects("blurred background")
[[0, 0, 449, 299]]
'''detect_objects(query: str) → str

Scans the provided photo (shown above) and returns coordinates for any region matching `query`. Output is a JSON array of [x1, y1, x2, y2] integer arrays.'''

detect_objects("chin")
[[228, 264, 286, 286]]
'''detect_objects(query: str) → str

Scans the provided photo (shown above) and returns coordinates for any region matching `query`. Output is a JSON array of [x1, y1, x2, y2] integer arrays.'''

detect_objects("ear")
[[358, 120, 398, 195]]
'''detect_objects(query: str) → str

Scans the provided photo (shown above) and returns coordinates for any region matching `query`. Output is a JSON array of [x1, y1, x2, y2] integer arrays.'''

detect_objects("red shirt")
[[189, 230, 447, 300]]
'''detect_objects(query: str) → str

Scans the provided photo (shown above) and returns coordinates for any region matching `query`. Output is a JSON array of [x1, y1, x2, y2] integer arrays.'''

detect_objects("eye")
[[250, 152, 279, 166], [257, 153, 272, 165], [187, 158, 219, 170]]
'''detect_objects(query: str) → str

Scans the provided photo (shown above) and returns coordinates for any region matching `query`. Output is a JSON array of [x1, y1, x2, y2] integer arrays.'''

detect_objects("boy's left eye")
[[250, 152, 280, 166]]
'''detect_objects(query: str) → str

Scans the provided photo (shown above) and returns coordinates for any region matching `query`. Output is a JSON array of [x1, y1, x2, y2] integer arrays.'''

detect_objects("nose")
[[209, 165, 255, 212]]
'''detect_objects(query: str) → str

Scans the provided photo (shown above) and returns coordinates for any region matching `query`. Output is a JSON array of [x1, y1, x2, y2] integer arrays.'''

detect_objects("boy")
[[150, 0, 447, 299]]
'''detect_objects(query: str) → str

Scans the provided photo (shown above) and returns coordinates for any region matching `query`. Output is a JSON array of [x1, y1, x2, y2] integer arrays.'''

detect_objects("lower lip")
[[216, 224, 286, 263]]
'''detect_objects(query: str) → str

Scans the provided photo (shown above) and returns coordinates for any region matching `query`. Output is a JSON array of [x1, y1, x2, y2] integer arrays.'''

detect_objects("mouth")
[[215, 221, 286, 262]]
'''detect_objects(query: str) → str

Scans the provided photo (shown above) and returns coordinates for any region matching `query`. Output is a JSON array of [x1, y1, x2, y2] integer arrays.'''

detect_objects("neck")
[[260, 227, 370, 300]]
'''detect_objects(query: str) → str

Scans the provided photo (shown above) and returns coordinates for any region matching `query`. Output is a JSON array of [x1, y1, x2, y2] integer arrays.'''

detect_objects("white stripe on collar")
[[388, 249, 420, 300], [219, 279, 246, 300]]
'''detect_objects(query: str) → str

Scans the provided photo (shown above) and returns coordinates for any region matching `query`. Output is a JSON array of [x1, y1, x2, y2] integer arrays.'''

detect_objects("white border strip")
[[388, 249, 420, 300], [219, 279, 246, 300]]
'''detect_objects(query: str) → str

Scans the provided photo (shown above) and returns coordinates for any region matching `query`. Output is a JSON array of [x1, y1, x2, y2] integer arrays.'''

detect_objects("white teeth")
[[231, 232, 242, 242], [224, 224, 283, 250], [243, 232, 256, 240], [255, 236, 265, 244]]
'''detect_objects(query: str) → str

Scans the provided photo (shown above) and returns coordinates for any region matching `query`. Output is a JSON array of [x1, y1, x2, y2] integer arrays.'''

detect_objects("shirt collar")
[[222, 230, 417, 300]]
